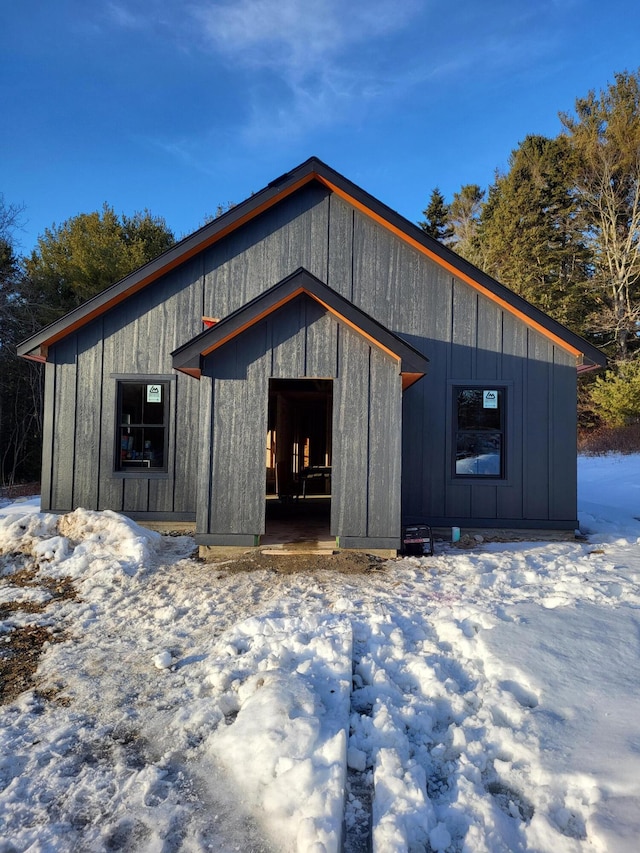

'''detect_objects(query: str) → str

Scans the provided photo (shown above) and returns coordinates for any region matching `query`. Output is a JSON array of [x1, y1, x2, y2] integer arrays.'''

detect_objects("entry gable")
[[171, 268, 429, 388]]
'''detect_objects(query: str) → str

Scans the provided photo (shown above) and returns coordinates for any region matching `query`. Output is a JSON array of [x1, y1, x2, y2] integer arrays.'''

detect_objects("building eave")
[[17, 156, 606, 370]]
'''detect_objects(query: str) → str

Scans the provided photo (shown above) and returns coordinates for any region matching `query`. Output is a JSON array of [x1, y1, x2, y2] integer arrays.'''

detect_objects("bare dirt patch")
[[1, 560, 77, 705], [0, 542, 386, 707], [211, 550, 389, 574], [0, 625, 60, 705], [5, 563, 77, 602]]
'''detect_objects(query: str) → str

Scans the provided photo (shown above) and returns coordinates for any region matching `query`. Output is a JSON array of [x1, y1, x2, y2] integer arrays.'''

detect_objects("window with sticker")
[[116, 381, 168, 472], [454, 387, 505, 477]]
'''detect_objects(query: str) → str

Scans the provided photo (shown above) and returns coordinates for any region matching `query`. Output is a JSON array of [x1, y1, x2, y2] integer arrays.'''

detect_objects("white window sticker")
[[483, 390, 498, 409], [147, 384, 162, 403]]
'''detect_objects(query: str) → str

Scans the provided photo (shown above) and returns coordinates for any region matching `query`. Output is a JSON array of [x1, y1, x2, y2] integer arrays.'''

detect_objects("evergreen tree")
[[419, 188, 453, 242], [0, 203, 175, 485], [560, 69, 640, 359], [448, 184, 485, 262], [589, 360, 640, 427], [24, 205, 175, 324], [477, 135, 593, 333]]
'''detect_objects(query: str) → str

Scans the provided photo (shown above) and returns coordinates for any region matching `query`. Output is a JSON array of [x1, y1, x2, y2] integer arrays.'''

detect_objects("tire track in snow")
[[344, 621, 374, 853], [341, 594, 598, 853]]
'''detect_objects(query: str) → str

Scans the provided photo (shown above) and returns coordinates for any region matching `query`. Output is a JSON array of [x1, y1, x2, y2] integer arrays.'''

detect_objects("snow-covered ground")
[[1, 454, 639, 852]]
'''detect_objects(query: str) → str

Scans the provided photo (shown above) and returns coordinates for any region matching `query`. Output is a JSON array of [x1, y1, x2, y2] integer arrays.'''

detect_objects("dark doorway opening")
[[264, 379, 333, 546]]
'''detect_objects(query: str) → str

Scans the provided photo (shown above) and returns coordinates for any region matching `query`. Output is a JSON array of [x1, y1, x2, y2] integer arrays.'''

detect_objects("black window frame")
[[115, 379, 170, 474], [453, 385, 506, 480]]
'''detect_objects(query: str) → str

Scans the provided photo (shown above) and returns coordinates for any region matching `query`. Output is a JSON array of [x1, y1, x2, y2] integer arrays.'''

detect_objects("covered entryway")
[[171, 269, 428, 554], [264, 378, 332, 548]]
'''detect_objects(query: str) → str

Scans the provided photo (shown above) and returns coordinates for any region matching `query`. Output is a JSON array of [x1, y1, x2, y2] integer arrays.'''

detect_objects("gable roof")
[[17, 156, 606, 369], [171, 267, 429, 389]]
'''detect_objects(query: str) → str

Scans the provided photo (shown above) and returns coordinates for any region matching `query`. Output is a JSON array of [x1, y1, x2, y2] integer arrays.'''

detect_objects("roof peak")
[[17, 157, 605, 369]]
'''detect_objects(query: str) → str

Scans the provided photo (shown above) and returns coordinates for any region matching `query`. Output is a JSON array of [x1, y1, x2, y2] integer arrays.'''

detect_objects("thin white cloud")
[[192, 0, 421, 81], [185, 0, 426, 143], [103, 1, 184, 37], [104, 0, 573, 157], [105, 2, 146, 29], [99, 0, 425, 143]]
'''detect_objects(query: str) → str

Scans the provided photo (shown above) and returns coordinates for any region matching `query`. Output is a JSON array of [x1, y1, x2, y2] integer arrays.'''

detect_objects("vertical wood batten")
[[97, 316, 123, 511], [470, 297, 503, 520], [497, 312, 526, 520], [450, 278, 477, 378], [524, 330, 552, 519], [73, 321, 103, 510], [445, 279, 476, 518], [124, 478, 149, 512], [209, 326, 268, 537], [305, 301, 338, 377], [417, 269, 452, 521], [332, 329, 370, 538], [471, 485, 498, 520], [197, 375, 214, 534], [168, 373, 198, 513], [40, 361, 56, 512], [203, 184, 331, 320], [445, 481, 472, 520], [90, 258, 204, 514], [51, 337, 77, 512], [327, 195, 354, 299], [476, 296, 502, 380], [307, 190, 330, 281], [351, 214, 382, 323], [367, 348, 402, 538], [271, 298, 305, 378]]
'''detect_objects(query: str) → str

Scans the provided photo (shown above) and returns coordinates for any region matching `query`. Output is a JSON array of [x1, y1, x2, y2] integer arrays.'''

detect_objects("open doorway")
[[264, 378, 333, 546]]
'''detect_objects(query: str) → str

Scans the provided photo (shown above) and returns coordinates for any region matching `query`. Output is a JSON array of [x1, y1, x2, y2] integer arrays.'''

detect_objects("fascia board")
[[18, 155, 606, 369], [171, 268, 429, 378]]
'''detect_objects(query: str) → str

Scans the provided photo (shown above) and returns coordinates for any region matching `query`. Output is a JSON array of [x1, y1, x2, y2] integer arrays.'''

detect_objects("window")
[[116, 381, 169, 472], [454, 387, 505, 477]]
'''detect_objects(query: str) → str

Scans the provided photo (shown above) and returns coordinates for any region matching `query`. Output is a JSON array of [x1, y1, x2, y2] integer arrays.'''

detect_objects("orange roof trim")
[[19, 176, 316, 359], [19, 158, 604, 368], [197, 286, 402, 365], [172, 268, 429, 385], [313, 175, 584, 359]]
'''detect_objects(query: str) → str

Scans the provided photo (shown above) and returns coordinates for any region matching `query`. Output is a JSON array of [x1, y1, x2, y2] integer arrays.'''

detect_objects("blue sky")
[[2, 0, 639, 255]]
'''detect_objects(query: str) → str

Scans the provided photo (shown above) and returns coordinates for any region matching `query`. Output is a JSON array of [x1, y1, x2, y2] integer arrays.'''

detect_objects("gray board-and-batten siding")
[[196, 293, 402, 549], [40, 180, 579, 532]]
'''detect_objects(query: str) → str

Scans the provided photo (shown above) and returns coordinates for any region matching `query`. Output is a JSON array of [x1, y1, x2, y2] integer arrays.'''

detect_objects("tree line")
[[0, 203, 175, 486], [420, 70, 640, 432], [2, 69, 639, 485]]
